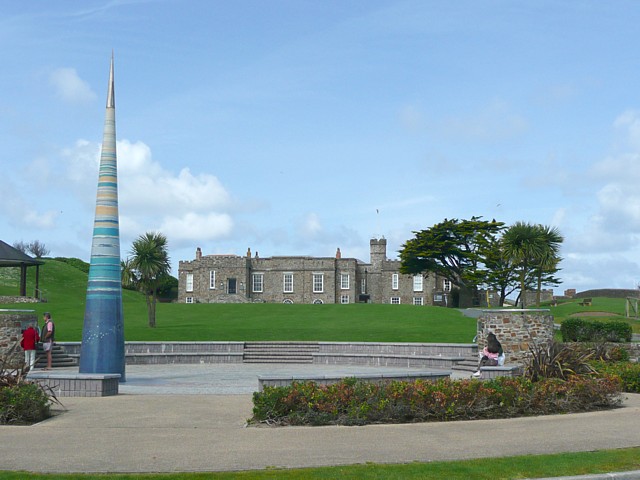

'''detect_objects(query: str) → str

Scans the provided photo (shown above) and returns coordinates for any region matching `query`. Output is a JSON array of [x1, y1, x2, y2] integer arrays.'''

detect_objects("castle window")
[[340, 294, 349, 304], [313, 273, 324, 293], [361, 278, 366, 294], [283, 299, 293, 304], [186, 273, 194, 292], [313, 299, 324, 304], [413, 297, 424, 305], [209, 270, 216, 289], [413, 275, 423, 292], [252, 273, 264, 293], [391, 273, 399, 290], [185, 297, 194, 304], [283, 273, 293, 293], [443, 279, 452, 292], [340, 274, 349, 289], [391, 297, 401, 304]]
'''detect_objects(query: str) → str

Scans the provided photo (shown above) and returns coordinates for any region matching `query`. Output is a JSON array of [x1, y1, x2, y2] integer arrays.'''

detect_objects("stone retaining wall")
[[0, 296, 39, 304], [258, 371, 450, 391], [0, 309, 37, 368], [478, 309, 554, 365], [27, 372, 120, 397]]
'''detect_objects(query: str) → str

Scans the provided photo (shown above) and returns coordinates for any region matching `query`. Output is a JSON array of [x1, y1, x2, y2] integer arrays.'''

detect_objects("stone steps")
[[34, 344, 78, 369], [451, 355, 479, 373], [243, 342, 320, 363]]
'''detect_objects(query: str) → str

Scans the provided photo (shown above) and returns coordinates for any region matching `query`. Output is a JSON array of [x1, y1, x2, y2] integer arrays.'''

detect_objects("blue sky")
[[2, 0, 640, 294]]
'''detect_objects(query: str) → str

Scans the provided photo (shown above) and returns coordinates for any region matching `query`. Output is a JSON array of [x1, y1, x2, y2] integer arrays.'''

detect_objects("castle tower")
[[370, 238, 387, 268], [79, 53, 125, 380]]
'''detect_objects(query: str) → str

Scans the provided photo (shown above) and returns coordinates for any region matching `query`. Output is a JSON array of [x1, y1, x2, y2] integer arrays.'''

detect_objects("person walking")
[[41, 312, 55, 370], [20, 323, 39, 371]]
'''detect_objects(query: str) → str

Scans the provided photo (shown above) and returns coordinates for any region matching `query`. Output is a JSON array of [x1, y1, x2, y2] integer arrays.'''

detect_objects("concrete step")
[[34, 344, 78, 369], [243, 342, 319, 363], [244, 358, 314, 364], [451, 355, 479, 372]]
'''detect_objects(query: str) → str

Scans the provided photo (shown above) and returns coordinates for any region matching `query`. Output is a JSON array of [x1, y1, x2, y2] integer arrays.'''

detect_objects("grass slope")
[[0, 259, 475, 342], [1, 259, 638, 340]]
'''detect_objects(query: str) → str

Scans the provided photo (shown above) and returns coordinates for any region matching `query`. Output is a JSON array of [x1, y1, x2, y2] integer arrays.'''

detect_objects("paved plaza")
[[0, 363, 639, 477]]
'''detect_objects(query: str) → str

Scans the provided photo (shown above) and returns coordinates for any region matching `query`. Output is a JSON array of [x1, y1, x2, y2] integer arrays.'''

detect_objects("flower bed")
[[250, 375, 622, 426]]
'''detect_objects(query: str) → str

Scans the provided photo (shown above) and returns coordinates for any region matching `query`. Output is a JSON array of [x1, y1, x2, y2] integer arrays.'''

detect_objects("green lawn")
[[2, 259, 638, 340], [0, 259, 474, 342], [0, 447, 639, 479]]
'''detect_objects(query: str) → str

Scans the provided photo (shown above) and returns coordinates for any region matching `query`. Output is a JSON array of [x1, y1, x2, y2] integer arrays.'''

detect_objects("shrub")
[[525, 341, 597, 381], [249, 375, 622, 427], [561, 318, 632, 343], [591, 361, 640, 393], [0, 382, 51, 425], [0, 345, 58, 425], [53, 257, 90, 273]]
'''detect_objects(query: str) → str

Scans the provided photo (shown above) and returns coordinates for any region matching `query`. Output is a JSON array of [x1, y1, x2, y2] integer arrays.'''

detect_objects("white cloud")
[[299, 212, 322, 239], [159, 212, 233, 243], [0, 182, 58, 230], [59, 138, 235, 247], [49, 68, 97, 104]]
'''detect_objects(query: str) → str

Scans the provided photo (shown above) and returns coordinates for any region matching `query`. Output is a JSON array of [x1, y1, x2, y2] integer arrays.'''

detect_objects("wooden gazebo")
[[0, 240, 44, 298]]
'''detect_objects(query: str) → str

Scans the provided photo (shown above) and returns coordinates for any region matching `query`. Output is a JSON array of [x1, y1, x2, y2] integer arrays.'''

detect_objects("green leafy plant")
[[249, 375, 622, 427], [525, 341, 597, 381], [591, 361, 640, 393], [561, 318, 632, 342], [0, 344, 60, 425]]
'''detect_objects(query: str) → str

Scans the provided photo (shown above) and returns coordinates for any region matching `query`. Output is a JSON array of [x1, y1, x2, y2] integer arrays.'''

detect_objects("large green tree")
[[129, 232, 171, 327], [399, 217, 505, 299], [482, 236, 520, 307]]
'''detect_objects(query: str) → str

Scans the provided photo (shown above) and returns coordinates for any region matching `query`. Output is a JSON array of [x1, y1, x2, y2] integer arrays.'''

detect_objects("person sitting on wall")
[[473, 332, 503, 378]]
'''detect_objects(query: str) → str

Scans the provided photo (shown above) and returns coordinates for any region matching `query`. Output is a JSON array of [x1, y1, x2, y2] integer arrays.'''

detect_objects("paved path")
[[1, 364, 639, 475]]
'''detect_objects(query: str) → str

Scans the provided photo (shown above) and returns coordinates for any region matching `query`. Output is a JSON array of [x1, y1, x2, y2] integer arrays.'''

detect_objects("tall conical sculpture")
[[79, 53, 125, 381]]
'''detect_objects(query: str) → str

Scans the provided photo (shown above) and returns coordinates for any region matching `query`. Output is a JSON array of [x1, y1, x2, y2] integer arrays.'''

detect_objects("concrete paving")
[[1, 363, 639, 476]]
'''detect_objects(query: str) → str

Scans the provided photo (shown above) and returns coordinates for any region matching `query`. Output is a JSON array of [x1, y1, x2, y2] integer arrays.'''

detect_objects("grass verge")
[[0, 447, 639, 479]]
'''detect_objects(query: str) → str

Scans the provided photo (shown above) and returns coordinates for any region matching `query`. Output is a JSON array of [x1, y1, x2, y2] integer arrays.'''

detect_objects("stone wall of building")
[[0, 310, 38, 368], [478, 309, 554, 365], [177, 238, 438, 305]]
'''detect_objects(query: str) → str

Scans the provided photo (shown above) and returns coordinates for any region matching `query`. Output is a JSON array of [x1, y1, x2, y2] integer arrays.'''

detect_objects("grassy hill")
[[1, 259, 638, 341], [0, 259, 475, 342]]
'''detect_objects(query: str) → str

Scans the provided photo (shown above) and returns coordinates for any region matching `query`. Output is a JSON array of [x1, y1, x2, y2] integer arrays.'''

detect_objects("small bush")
[[249, 375, 622, 427], [0, 345, 58, 425], [561, 318, 632, 343], [591, 361, 640, 393], [53, 257, 90, 273], [525, 341, 596, 381], [0, 382, 51, 425]]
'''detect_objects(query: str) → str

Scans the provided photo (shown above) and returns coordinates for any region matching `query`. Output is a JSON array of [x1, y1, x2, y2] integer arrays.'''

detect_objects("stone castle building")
[[178, 238, 453, 305]]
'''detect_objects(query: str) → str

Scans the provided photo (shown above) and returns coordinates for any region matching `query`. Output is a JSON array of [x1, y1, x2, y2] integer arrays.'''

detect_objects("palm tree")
[[130, 232, 171, 327], [502, 222, 546, 308], [120, 258, 137, 290], [532, 224, 563, 306]]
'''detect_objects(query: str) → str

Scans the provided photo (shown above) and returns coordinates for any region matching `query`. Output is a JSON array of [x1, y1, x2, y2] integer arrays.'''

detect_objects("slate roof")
[[0, 240, 45, 267]]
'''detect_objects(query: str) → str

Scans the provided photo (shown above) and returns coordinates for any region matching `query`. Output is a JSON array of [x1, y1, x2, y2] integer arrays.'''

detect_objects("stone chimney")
[[196, 247, 202, 260], [247, 248, 251, 258], [336, 248, 341, 259]]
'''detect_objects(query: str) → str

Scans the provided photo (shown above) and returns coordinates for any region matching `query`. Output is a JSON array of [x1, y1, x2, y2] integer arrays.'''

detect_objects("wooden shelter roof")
[[0, 240, 44, 267]]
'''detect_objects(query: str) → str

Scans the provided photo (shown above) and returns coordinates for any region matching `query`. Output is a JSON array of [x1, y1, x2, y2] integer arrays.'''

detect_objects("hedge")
[[561, 318, 632, 342], [250, 375, 622, 427]]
